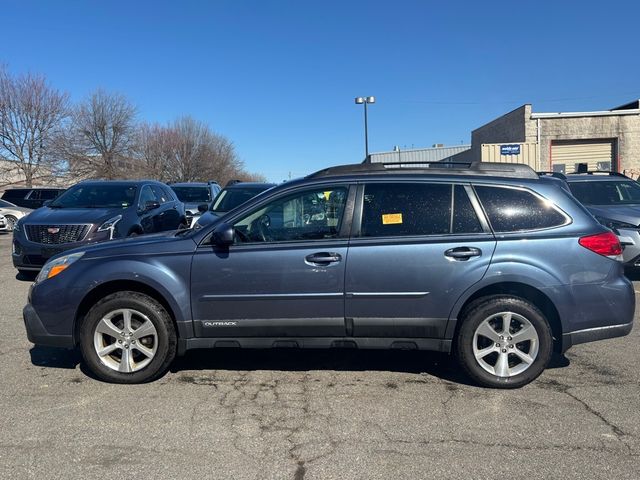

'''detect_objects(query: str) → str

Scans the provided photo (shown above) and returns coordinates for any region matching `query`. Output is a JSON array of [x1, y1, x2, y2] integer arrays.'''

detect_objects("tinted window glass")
[[139, 186, 156, 207], [39, 189, 61, 200], [453, 185, 483, 234], [361, 183, 452, 237], [568, 180, 640, 205], [234, 187, 348, 243], [0, 199, 14, 208], [50, 184, 137, 208], [212, 187, 272, 212], [475, 186, 566, 232], [2, 189, 28, 200], [152, 186, 170, 204], [161, 186, 175, 202], [171, 186, 211, 203]]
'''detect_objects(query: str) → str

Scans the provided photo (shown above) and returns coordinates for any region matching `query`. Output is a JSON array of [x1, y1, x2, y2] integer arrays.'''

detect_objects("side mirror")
[[145, 200, 160, 212], [212, 222, 235, 246], [197, 203, 209, 213], [43, 200, 52, 207]]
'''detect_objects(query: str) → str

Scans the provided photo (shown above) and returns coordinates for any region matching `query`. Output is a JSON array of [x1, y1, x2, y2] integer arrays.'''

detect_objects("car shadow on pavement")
[[28, 346, 571, 386], [29, 346, 80, 369], [169, 349, 572, 387], [15, 271, 37, 282]]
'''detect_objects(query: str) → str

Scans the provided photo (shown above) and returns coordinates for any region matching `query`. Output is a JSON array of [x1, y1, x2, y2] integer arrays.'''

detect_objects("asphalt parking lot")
[[0, 232, 638, 479]]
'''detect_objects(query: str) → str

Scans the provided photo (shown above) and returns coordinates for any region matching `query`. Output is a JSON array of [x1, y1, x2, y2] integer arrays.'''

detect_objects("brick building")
[[468, 100, 640, 176]]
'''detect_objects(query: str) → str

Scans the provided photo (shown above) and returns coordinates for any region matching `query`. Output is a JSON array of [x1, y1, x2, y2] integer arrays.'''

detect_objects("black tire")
[[79, 291, 176, 384], [455, 295, 553, 389]]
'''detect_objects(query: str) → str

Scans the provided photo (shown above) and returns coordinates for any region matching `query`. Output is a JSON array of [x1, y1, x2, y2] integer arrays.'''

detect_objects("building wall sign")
[[500, 144, 521, 155]]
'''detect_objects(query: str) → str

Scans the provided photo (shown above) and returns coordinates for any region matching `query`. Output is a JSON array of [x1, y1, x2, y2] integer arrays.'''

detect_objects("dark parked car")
[[13, 180, 187, 273], [563, 172, 640, 268], [2, 187, 65, 209], [194, 182, 276, 229], [169, 182, 221, 227], [24, 162, 633, 387]]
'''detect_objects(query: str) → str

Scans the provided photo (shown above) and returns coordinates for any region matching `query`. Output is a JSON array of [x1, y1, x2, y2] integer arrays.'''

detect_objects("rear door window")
[[360, 183, 483, 237], [39, 189, 61, 200], [474, 185, 568, 232]]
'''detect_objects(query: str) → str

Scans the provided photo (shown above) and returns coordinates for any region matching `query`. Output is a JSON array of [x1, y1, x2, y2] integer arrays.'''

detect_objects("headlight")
[[97, 215, 122, 239], [36, 252, 84, 283], [594, 216, 637, 231], [13, 220, 21, 232]]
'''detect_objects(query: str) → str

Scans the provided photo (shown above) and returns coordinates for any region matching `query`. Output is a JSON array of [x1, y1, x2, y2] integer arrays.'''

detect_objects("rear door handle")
[[444, 247, 481, 261], [305, 252, 342, 265]]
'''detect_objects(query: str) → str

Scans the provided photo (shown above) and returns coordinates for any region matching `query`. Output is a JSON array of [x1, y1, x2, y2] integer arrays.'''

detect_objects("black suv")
[[169, 182, 221, 227], [13, 180, 187, 272], [2, 187, 65, 209]]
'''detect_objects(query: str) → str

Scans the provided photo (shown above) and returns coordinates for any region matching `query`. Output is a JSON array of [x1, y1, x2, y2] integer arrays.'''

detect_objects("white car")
[[0, 214, 7, 232], [0, 199, 32, 231]]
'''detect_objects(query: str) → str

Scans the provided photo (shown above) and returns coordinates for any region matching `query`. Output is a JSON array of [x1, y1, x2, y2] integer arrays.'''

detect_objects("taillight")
[[579, 232, 623, 260]]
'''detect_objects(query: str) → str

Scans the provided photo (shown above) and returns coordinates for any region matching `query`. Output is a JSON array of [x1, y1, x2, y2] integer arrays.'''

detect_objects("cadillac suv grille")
[[25, 224, 91, 244]]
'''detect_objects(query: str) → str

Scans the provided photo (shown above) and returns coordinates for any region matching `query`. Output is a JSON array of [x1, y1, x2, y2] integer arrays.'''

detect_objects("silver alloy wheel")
[[5, 215, 16, 231], [93, 308, 158, 373], [472, 311, 539, 378]]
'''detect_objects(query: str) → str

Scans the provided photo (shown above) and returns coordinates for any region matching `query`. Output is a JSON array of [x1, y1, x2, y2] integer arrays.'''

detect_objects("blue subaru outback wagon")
[[23, 162, 634, 388]]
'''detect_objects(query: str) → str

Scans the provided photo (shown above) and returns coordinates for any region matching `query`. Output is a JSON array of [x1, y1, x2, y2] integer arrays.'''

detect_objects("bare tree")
[[0, 67, 69, 187], [61, 89, 137, 179], [136, 116, 246, 184], [134, 122, 177, 181]]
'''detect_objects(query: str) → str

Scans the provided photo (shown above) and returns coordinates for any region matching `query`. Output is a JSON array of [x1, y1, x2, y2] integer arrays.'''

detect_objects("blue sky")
[[3, 0, 639, 182]]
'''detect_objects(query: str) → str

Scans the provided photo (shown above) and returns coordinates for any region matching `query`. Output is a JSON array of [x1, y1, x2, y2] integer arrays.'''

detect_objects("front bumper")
[[23, 303, 74, 348], [12, 227, 108, 271]]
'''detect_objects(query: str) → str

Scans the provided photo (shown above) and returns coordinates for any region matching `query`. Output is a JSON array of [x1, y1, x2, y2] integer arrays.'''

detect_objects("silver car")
[[565, 172, 640, 268], [0, 214, 7, 232], [0, 199, 31, 231]]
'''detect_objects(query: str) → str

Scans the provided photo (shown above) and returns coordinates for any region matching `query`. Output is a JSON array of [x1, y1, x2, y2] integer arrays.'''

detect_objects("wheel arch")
[[74, 280, 182, 346], [449, 282, 563, 353]]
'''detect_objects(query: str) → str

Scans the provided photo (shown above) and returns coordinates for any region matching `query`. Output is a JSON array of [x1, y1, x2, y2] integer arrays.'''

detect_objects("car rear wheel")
[[455, 295, 553, 388], [79, 291, 176, 383]]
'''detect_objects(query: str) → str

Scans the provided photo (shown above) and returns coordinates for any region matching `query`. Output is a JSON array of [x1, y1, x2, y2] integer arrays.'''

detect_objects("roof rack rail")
[[537, 171, 567, 180], [308, 161, 539, 179], [567, 171, 629, 178]]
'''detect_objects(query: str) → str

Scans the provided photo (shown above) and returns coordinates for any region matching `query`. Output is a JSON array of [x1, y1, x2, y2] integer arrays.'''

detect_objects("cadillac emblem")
[[47, 227, 60, 234]]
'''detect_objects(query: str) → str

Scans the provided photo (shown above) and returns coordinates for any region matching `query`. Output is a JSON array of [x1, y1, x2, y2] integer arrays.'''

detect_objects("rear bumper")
[[23, 304, 74, 348], [561, 321, 633, 352]]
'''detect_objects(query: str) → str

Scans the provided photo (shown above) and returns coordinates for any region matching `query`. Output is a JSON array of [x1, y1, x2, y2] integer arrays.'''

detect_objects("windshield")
[[0, 199, 17, 208], [569, 180, 640, 206], [211, 186, 271, 212], [50, 184, 137, 208], [171, 186, 211, 203]]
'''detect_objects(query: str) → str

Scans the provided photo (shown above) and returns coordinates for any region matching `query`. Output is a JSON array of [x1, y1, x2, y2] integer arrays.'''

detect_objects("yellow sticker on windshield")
[[382, 213, 403, 225]]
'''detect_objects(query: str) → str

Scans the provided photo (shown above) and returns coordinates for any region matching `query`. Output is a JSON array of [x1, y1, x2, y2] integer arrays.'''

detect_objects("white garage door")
[[551, 139, 615, 174]]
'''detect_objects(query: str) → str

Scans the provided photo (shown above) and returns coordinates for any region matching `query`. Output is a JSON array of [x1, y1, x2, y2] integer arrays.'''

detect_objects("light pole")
[[355, 96, 375, 159]]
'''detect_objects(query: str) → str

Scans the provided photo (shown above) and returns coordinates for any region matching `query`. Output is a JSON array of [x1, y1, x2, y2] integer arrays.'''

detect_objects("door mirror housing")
[[212, 222, 235, 246], [197, 203, 209, 213], [144, 200, 160, 212]]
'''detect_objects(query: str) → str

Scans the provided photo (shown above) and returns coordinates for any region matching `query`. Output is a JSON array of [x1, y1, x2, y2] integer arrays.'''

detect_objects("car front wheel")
[[455, 295, 553, 388], [79, 291, 176, 383]]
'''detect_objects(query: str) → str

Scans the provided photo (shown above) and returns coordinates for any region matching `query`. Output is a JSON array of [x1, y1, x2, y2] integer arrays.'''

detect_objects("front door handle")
[[444, 247, 481, 261], [305, 252, 342, 265]]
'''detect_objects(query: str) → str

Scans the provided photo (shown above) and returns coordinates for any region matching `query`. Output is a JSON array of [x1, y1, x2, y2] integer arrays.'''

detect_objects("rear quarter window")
[[2, 189, 28, 200], [474, 185, 568, 232]]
